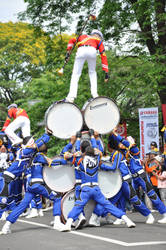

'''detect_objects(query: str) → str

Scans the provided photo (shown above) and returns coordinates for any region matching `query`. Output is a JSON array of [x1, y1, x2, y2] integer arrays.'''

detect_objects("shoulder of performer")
[[7, 108, 15, 119], [79, 34, 88, 41], [112, 150, 123, 161], [35, 152, 47, 160]]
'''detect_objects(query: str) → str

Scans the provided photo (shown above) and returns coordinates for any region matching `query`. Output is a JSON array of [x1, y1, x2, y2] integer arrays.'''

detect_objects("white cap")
[[7, 103, 17, 110], [127, 136, 135, 145], [154, 155, 162, 163], [91, 29, 103, 39]]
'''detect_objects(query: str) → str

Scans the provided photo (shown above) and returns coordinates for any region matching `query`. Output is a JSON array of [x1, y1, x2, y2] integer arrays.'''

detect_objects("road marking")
[[18, 219, 166, 247], [18, 219, 51, 229]]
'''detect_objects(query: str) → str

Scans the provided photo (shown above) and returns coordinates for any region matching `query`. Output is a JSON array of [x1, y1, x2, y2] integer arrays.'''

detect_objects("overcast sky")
[[0, 0, 27, 23]]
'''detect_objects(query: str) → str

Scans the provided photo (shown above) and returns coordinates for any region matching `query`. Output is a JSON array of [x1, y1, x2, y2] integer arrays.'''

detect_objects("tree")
[[98, 0, 166, 105], [20, 0, 166, 106], [0, 21, 64, 107], [19, 0, 96, 34]]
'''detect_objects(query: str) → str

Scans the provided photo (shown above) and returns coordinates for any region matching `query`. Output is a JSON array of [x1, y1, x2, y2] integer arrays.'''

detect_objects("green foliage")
[[1, 0, 166, 152]]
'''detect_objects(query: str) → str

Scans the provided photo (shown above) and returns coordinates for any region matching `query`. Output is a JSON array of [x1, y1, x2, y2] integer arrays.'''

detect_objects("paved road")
[[0, 210, 166, 250]]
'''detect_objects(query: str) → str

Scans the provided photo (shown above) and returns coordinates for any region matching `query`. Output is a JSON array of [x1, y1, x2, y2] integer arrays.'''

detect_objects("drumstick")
[[57, 14, 96, 76]]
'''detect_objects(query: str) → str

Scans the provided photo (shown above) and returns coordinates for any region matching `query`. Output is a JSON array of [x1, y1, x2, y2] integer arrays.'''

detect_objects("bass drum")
[[98, 160, 122, 199], [45, 101, 83, 139], [61, 189, 96, 225], [83, 96, 120, 134], [43, 156, 76, 193]]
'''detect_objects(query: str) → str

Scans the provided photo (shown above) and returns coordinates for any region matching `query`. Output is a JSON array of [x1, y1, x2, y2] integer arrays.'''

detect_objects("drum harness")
[[121, 146, 145, 179], [128, 153, 145, 178], [111, 151, 132, 182]]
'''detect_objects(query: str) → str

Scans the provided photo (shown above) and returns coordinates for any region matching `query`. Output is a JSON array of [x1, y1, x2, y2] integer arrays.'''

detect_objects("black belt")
[[29, 180, 44, 186], [132, 173, 139, 178]]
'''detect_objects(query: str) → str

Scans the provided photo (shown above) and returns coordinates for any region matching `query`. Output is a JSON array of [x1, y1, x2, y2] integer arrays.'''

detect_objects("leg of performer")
[[26, 196, 40, 219], [112, 194, 126, 225], [89, 203, 102, 227], [4, 117, 23, 145], [51, 194, 66, 231], [135, 174, 166, 223], [74, 184, 86, 229], [21, 117, 31, 138], [89, 189, 123, 226], [66, 49, 86, 102], [122, 180, 154, 224], [87, 48, 98, 98], [0, 192, 34, 235], [61, 186, 91, 232], [93, 186, 136, 228]]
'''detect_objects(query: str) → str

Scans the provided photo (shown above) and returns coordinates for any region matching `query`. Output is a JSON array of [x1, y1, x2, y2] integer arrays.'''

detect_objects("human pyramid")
[[0, 28, 166, 235]]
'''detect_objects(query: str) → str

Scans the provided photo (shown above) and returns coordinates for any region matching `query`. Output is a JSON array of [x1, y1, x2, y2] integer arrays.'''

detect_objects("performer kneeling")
[[60, 130, 136, 232]]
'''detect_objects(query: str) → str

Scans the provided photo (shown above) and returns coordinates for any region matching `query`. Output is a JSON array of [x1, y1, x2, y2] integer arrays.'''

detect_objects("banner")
[[116, 122, 127, 138], [162, 104, 166, 125], [138, 107, 159, 160]]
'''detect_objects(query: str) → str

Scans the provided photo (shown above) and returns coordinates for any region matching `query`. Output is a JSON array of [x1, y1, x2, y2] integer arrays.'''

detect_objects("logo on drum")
[[68, 196, 75, 201], [90, 102, 107, 110]]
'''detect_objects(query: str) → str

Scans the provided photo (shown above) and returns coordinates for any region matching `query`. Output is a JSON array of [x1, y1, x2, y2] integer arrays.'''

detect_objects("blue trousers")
[[7, 183, 61, 224], [31, 194, 43, 209], [68, 185, 125, 221], [94, 180, 150, 217], [133, 173, 166, 214]]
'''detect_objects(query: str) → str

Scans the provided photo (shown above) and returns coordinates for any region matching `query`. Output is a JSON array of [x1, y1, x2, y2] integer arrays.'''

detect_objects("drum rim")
[[83, 96, 120, 135], [61, 189, 75, 223], [44, 101, 84, 139]]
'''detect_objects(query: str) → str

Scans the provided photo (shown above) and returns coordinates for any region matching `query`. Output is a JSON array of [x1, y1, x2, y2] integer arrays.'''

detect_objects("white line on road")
[[17, 219, 166, 247]]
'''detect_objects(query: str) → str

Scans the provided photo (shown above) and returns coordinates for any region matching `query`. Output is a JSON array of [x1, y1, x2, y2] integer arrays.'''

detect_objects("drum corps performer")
[[65, 30, 109, 103], [59, 130, 136, 232], [2, 104, 31, 146]]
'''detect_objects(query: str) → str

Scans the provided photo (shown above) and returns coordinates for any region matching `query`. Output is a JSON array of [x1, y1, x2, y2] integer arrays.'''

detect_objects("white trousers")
[[67, 46, 98, 101], [5, 116, 30, 143]]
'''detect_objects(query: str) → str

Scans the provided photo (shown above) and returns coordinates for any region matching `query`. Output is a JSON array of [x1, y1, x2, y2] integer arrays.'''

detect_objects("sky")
[[0, 0, 27, 23]]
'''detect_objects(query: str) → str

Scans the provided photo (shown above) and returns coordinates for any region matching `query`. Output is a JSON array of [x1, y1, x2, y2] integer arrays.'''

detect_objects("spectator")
[[150, 141, 159, 153], [145, 151, 161, 198], [157, 156, 166, 206]]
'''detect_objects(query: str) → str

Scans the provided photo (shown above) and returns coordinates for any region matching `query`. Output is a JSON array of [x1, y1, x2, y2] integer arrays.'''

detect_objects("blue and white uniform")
[[93, 149, 151, 217], [5, 153, 67, 224], [66, 142, 125, 222], [0, 133, 50, 211], [113, 134, 166, 215]]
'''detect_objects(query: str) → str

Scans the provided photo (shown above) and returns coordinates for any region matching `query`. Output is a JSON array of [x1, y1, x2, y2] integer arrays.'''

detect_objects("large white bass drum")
[[98, 160, 122, 199], [83, 96, 120, 134], [43, 156, 75, 193], [45, 101, 83, 139]]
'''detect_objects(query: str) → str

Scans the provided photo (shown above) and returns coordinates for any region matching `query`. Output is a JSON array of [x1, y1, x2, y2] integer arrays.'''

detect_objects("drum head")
[[83, 96, 120, 134], [43, 156, 76, 193], [98, 161, 122, 198], [61, 189, 75, 223], [45, 101, 83, 139], [61, 189, 96, 224]]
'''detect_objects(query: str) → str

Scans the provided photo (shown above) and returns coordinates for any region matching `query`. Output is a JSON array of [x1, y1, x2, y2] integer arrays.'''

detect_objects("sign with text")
[[116, 122, 127, 138], [139, 107, 159, 159]]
